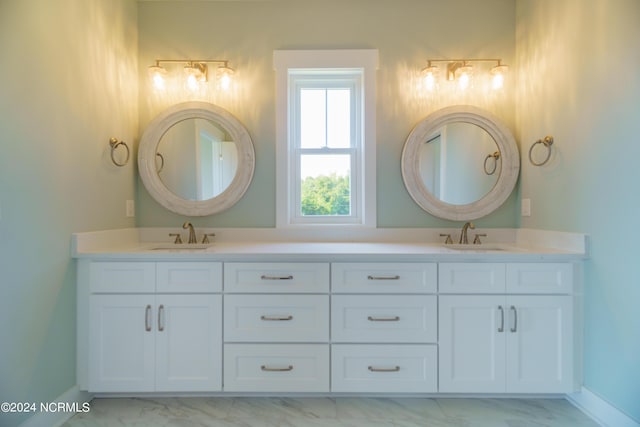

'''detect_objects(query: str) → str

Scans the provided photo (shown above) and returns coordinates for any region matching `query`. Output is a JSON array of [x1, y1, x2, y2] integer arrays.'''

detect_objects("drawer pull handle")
[[145, 304, 152, 332], [368, 366, 400, 372], [158, 304, 165, 332], [260, 315, 293, 321], [368, 316, 400, 322], [260, 275, 294, 280], [261, 365, 294, 372], [510, 305, 518, 333], [367, 275, 400, 280]]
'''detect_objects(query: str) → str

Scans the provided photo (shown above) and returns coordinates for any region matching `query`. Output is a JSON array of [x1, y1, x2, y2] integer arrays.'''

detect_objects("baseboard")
[[18, 386, 93, 427], [567, 387, 640, 427]]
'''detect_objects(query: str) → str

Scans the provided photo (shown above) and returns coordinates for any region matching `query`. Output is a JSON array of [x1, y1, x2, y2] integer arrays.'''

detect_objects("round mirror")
[[138, 101, 255, 216], [401, 105, 519, 221]]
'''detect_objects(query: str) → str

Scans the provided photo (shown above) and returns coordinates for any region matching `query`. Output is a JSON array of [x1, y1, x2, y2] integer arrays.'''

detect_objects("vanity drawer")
[[331, 295, 437, 343], [224, 295, 329, 342], [224, 263, 330, 293], [156, 262, 222, 293], [223, 344, 330, 392], [90, 262, 156, 293], [331, 344, 437, 393], [332, 263, 437, 293], [506, 263, 574, 294], [439, 263, 506, 293]]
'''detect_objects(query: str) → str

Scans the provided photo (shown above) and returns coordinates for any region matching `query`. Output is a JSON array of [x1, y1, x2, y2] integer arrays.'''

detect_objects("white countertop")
[[71, 228, 588, 262]]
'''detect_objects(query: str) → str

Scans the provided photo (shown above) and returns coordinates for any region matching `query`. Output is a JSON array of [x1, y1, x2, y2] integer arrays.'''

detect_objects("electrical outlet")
[[521, 198, 531, 217], [126, 200, 135, 217]]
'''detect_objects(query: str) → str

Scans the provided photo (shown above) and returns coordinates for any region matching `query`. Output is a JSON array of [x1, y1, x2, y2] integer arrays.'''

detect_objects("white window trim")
[[274, 49, 378, 228]]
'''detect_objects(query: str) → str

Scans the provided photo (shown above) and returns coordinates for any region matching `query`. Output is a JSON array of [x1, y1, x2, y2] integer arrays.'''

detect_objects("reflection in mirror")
[[157, 118, 238, 201], [401, 105, 519, 221], [419, 122, 500, 205], [138, 101, 255, 217]]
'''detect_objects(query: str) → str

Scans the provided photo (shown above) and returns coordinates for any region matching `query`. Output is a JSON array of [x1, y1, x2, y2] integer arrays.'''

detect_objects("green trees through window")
[[301, 173, 350, 216]]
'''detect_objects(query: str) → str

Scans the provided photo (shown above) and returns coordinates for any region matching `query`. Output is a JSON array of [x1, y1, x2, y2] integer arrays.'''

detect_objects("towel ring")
[[483, 151, 500, 175], [528, 136, 554, 166], [156, 152, 165, 173], [109, 137, 130, 167]]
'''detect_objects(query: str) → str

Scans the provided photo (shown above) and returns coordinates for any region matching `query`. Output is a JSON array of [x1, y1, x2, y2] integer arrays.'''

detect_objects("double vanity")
[[74, 228, 586, 396], [74, 101, 586, 397]]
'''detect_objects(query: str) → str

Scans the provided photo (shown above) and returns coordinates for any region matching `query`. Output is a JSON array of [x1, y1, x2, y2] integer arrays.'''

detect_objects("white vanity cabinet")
[[330, 263, 438, 393], [85, 261, 223, 393], [77, 253, 581, 396], [438, 263, 575, 393], [223, 263, 331, 392]]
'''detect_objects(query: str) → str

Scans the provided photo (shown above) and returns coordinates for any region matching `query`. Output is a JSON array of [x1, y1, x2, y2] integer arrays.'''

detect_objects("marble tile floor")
[[63, 396, 601, 427]]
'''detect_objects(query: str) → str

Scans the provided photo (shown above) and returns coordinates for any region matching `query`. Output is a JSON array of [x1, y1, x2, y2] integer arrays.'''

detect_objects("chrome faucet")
[[182, 221, 197, 244], [459, 222, 475, 244]]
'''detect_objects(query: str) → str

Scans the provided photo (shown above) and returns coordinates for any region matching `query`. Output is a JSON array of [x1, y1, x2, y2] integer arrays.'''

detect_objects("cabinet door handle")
[[367, 316, 400, 322], [260, 315, 293, 321], [261, 365, 293, 372], [510, 305, 518, 332], [145, 304, 152, 332], [367, 275, 400, 280], [497, 305, 504, 333], [368, 366, 400, 372], [260, 275, 294, 280], [158, 304, 165, 332]]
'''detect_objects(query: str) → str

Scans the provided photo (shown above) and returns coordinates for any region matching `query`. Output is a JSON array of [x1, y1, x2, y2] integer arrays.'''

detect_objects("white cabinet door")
[[506, 295, 573, 393], [439, 295, 506, 393], [155, 295, 222, 392], [90, 294, 222, 392], [440, 295, 574, 394], [89, 295, 155, 392]]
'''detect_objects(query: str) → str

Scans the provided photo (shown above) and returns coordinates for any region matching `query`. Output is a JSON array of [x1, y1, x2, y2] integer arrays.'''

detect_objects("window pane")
[[300, 154, 351, 216], [327, 89, 351, 148], [300, 89, 326, 148]]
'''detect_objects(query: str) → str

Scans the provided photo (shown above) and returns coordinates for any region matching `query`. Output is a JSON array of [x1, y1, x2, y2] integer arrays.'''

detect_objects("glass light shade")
[[148, 65, 167, 90], [217, 66, 234, 91], [491, 64, 508, 90], [421, 66, 438, 92], [456, 65, 473, 90]]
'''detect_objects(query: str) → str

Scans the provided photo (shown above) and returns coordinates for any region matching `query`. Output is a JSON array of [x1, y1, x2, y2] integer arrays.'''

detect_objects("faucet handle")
[[473, 233, 487, 245], [440, 233, 453, 244], [202, 233, 216, 244], [169, 233, 183, 244]]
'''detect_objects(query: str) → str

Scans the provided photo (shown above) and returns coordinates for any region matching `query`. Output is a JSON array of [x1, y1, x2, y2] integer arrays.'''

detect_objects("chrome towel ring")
[[528, 135, 554, 166], [109, 137, 130, 167], [484, 151, 500, 175]]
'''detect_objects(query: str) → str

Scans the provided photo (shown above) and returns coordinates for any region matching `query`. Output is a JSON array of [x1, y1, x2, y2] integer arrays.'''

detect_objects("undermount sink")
[[149, 243, 213, 251], [443, 243, 510, 251]]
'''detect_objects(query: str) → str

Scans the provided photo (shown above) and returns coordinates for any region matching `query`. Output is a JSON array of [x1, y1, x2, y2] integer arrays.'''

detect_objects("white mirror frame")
[[401, 105, 520, 221], [138, 101, 255, 216]]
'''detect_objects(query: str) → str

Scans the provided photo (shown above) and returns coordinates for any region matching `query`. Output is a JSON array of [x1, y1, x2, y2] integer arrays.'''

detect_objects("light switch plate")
[[126, 200, 135, 217], [521, 198, 531, 217]]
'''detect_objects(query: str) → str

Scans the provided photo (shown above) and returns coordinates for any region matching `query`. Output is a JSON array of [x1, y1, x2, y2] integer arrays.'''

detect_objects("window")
[[274, 50, 378, 227]]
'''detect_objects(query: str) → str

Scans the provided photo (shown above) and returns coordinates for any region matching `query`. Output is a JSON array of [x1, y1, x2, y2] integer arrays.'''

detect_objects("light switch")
[[521, 198, 531, 217], [126, 200, 135, 217]]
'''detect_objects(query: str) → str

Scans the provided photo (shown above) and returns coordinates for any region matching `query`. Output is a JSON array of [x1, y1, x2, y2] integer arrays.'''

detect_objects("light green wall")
[[0, 1, 138, 425], [516, 0, 640, 422], [137, 0, 517, 229]]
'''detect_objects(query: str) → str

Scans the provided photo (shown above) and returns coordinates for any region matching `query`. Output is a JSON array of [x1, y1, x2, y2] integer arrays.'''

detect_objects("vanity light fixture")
[[148, 59, 235, 91], [421, 58, 508, 91]]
